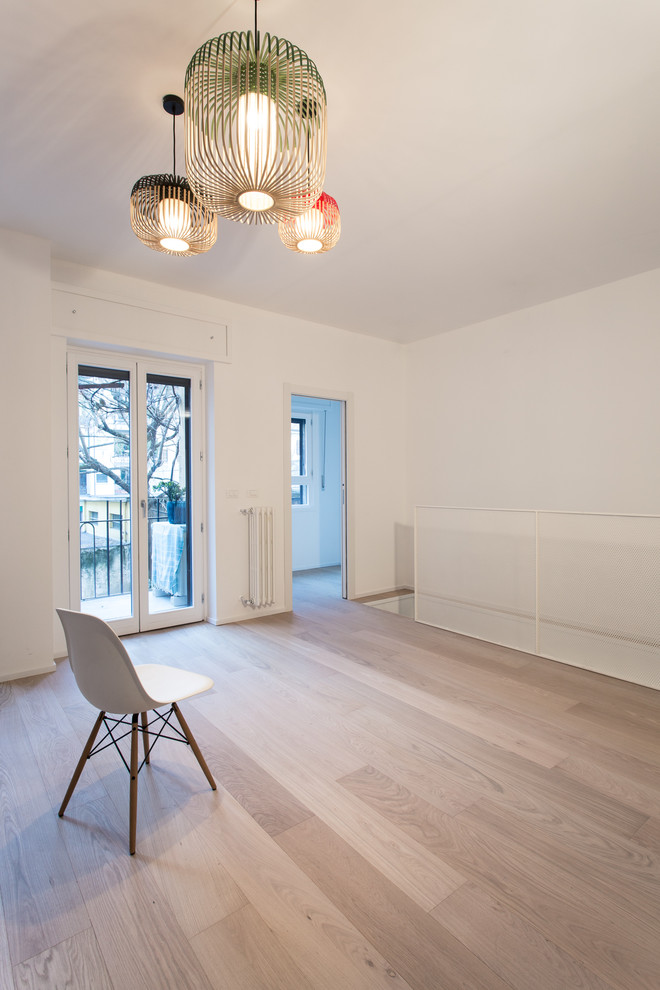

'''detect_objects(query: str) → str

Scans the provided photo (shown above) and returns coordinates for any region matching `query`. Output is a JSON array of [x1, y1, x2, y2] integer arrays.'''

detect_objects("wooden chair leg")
[[129, 713, 139, 855], [171, 703, 217, 790], [140, 711, 150, 764], [59, 711, 105, 817]]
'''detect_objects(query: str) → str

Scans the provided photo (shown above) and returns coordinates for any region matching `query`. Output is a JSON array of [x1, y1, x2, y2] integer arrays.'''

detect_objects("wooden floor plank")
[[13, 928, 113, 990], [462, 796, 660, 926], [203, 665, 366, 780], [263, 629, 571, 768], [550, 755, 660, 820], [276, 815, 511, 990], [224, 622, 340, 689], [430, 881, 618, 990], [561, 701, 660, 762], [185, 714, 314, 837], [186, 790, 417, 990], [124, 621, 254, 678], [350, 627, 578, 715], [195, 687, 466, 911], [217, 664, 367, 777], [12, 678, 103, 811], [346, 701, 647, 838], [512, 648, 660, 708], [0, 681, 15, 712], [140, 803, 248, 941], [191, 903, 317, 990], [338, 763, 660, 990], [635, 816, 660, 854], [0, 883, 15, 990], [0, 706, 90, 967], [415, 686, 660, 813], [340, 719, 477, 817]]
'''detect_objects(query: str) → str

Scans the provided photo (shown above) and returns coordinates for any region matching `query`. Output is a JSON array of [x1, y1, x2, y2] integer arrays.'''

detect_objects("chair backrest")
[[56, 608, 155, 715]]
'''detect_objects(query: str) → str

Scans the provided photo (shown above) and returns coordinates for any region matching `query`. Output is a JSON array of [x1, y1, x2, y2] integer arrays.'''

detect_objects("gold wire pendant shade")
[[185, 30, 327, 225], [278, 191, 340, 254], [130, 174, 218, 255], [130, 95, 218, 256]]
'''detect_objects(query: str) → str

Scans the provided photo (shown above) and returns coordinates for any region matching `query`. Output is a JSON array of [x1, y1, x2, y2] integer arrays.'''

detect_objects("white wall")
[[8, 221, 660, 682], [291, 396, 342, 571], [210, 305, 408, 617], [0, 234, 407, 679], [407, 267, 660, 519], [405, 270, 660, 684], [0, 230, 55, 680]]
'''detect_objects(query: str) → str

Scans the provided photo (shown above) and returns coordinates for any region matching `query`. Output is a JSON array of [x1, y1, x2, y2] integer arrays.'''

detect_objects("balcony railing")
[[80, 498, 168, 601]]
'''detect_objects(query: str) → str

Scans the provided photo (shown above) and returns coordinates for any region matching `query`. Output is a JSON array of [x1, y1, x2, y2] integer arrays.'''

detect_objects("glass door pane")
[[145, 374, 192, 615], [77, 365, 133, 621]]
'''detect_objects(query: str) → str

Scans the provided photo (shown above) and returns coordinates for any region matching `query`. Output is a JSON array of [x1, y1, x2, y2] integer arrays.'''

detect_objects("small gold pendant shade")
[[130, 174, 218, 256], [130, 96, 218, 256]]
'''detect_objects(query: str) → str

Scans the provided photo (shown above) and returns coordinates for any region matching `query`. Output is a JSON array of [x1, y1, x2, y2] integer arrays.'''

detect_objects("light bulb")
[[159, 236, 191, 252], [296, 237, 323, 253], [159, 195, 191, 233], [238, 190, 275, 211], [236, 92, 278, 211], [292, 206, 324, 252], [158, 195, 192, 252]]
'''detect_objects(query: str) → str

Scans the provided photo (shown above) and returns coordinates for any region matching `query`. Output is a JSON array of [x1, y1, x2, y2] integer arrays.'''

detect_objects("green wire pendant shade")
[[185, 31, 327, 225]]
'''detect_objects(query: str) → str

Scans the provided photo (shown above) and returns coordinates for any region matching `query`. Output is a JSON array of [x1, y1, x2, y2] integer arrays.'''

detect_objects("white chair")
[[56, 608, 216, 855]]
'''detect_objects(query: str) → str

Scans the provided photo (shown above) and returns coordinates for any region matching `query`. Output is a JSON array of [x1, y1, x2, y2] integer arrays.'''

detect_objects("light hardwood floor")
[[2, 567, 659, 989]]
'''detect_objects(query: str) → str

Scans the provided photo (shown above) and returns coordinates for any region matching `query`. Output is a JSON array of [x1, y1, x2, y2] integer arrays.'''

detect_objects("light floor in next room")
[[1, 567, 659, 989]]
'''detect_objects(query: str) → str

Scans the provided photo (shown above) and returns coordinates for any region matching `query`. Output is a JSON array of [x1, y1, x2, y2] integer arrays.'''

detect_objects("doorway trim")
[[283, 384, 355, 610]]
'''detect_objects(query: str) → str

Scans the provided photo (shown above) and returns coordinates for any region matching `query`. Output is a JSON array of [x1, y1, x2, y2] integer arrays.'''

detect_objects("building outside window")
[[291, 416, 310, 505]]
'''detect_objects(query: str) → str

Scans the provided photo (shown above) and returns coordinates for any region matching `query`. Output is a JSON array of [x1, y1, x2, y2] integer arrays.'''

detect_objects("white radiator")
[[241, 507, 274, 608]]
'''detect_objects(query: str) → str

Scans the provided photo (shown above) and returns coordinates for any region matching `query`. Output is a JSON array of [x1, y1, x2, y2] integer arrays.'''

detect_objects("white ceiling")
[[3, 0, 660, 343]]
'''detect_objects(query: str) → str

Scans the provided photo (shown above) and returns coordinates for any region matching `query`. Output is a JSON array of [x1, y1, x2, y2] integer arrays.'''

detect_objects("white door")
[[68, 350, 205, 633]]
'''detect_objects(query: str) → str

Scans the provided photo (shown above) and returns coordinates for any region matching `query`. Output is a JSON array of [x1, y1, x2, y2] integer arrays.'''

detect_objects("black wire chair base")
[[87, 705, 191, 775]]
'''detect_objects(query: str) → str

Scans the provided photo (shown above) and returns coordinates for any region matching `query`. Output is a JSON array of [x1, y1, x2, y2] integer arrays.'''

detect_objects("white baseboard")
[[1, 661, 57, 683], [206, 605, 290, 626]]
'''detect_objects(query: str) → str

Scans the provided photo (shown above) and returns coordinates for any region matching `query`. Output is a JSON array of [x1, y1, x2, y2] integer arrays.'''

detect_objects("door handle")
[[140, 499, 147, 518]]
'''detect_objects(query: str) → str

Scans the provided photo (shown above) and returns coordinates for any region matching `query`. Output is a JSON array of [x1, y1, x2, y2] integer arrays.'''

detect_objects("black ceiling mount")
[[162, 95, 184, 116]]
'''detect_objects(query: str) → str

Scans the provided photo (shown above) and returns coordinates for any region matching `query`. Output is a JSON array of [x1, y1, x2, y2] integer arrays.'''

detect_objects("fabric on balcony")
[[152, 522, 185, 595]]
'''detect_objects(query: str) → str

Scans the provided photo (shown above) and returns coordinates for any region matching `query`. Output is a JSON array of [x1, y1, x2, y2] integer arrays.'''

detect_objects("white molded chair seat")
[[56, 608, 216, 854], [134, 664, 213, 706]]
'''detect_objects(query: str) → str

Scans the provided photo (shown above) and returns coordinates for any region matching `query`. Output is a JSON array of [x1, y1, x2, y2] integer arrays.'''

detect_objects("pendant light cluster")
[[130, 1, 340, 257]]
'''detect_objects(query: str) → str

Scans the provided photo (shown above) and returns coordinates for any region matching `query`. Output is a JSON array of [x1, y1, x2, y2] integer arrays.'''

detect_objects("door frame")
[[67, 347, 206, 634], [283, 384, 354, 607]]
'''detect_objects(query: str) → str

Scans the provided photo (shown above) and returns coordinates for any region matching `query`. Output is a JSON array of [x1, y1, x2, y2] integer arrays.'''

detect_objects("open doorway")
[[290, 394, 346, 601]]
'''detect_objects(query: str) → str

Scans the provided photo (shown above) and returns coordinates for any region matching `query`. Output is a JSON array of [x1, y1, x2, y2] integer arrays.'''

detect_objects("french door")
[[68, 350, 204, 633]]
